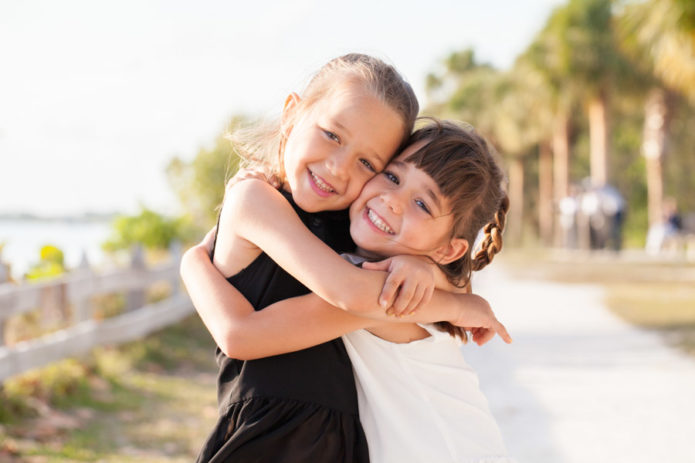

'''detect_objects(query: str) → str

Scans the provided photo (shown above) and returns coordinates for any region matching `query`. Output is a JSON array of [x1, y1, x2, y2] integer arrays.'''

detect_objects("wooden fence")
[[0, 244, 194, 381]]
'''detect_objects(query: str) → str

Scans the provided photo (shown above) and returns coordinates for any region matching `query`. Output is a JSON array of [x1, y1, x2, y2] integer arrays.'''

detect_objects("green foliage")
[[4, 359, 89, 404], [102, 207, 194, 252], [444, 49, 483, 74], [425, 49, 497, 120], [115, 316, 216, 372], [166, 120, 245, 229], [665, 101, 695, 213], [424, 0, 695, 248], [619, 0, 695, 101], [25, 245, 66, 280], [0, 315, 215, 428], [0, 359, 90, 423], [676, 0, 695, 30]]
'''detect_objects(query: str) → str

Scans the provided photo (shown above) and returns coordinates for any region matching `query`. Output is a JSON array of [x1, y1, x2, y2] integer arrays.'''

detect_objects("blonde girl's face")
[[349, 142, 468, 263], [281, 81, 404, 212]]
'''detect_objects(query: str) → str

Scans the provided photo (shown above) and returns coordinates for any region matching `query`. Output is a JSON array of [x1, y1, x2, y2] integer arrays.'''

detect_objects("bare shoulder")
[[214, 179, 284, 276], [223, 178, 287, 214]]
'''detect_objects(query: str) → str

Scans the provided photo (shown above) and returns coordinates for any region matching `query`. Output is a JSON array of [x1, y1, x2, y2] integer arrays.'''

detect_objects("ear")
[[281, 92, 301, 126], [433, 238, 469, 265]]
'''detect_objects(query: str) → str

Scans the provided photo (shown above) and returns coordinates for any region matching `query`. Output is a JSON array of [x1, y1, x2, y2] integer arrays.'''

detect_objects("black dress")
[[197, 191, 370, 463]]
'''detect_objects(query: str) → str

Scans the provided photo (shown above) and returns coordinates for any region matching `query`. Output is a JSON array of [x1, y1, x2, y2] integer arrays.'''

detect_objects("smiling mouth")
[[367, 208, 395, 234], [309, 170, 336, 193]]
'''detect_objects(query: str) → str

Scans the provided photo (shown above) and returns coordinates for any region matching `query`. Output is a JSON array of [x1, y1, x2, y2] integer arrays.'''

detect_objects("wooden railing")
[[0, 244, 193, 381]]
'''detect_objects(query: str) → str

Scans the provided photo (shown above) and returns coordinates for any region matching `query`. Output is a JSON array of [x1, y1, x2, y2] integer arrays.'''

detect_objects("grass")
[[499, 248, 695, 356], [0, 315, 219, 462]]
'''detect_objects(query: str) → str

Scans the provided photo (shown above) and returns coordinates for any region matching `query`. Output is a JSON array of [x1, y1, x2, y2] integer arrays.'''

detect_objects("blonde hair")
[[228, 53, 419, 182]]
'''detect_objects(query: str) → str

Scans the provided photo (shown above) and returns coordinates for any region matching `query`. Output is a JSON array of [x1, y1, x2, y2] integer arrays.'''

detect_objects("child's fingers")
[[200, 227, 217, 255], [380, 273, 403, 309], [475, 329, 496, 346], [403, 285, 426, 316], [495, 321, 512, 344], [391, 281, 415, 315], [395, 281, 417, 315]]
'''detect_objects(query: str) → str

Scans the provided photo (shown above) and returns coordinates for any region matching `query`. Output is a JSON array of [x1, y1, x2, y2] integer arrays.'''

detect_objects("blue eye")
[[323, 130, 340, 143], [360, 159, 376, 172], [382, 171, 399, 185], [415, 199, 432, 215]]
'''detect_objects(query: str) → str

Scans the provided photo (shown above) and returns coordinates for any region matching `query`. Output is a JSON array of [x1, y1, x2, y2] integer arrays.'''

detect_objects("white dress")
[[342, 325, 515, 463]]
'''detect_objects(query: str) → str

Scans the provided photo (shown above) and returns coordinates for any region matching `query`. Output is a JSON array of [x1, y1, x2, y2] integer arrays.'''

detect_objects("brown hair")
[[404, 118, 509, 340], [229, 53, 419, 182]]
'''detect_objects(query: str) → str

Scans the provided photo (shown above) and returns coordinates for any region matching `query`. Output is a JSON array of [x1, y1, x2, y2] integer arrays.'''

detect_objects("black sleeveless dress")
[[197, 191, 370, 463]]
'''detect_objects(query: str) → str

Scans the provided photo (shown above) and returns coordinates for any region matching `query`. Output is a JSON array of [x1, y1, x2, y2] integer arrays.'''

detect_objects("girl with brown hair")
[[183, 118, 514, 462]]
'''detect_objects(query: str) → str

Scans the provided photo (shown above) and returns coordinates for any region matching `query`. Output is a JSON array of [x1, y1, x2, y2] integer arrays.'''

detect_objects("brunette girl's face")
[[282, 81, 404, 212], [349, 141, 468, 263]]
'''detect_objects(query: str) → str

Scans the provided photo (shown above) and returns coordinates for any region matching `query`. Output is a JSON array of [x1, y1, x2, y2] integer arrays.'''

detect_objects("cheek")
[[284, 128, 316, 170], [282, 142, 300, 173], [346, 174, 372, 198]]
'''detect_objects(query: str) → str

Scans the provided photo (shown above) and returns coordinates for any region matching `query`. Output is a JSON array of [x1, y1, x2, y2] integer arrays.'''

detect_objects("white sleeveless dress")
[[342, 324, 515, 463]]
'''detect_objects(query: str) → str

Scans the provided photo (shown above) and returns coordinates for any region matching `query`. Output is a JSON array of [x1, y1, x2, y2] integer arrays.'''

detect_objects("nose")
[[326, 148, 352, 180], [381, 190, 404, 215]]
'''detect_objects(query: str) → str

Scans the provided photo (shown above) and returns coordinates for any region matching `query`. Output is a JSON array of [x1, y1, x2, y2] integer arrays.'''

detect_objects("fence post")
[[0, 257, 9, 346], [169, 240, 182, 295], [73, 251, 93, 323], [126, 245, 146, 311]]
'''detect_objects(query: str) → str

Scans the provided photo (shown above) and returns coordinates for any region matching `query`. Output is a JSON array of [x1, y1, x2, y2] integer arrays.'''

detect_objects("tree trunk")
[[508, 157, 525, 245], [538, 142, 553, 245], [642, 87, 670, 226], [588, 94, 609, 187], [646, 156, 664, 226], [552, 111, 571, 246]]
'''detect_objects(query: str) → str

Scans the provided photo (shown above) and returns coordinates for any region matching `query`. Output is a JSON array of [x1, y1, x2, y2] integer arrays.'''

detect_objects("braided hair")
[[403, 119, 509, 340]]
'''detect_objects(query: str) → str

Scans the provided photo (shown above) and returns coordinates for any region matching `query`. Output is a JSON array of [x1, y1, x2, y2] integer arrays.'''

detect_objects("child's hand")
[[226, 168, 282, 193], [362, 255, 436, 317], [199, 227, 217, 257], [451, 294, 512, 345]]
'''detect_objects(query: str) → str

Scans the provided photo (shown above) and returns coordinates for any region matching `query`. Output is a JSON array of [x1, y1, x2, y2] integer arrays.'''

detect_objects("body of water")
[[0, 219, 113, 279]]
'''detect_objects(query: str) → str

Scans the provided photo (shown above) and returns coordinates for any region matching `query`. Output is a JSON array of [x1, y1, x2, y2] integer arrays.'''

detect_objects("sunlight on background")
[[2, 2, 695, 462], [0, 0, 563, 216], [0, 0, 564, 273]]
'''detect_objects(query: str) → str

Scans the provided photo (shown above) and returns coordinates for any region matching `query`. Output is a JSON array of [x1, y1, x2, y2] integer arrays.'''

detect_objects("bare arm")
[[215, 179, 418, 313], [181, 244, 509, 360], [361, 255, 472, 316]]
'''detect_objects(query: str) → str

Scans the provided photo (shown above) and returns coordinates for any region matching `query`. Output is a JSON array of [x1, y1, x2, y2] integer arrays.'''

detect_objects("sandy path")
[[463, 266, 695, 463]]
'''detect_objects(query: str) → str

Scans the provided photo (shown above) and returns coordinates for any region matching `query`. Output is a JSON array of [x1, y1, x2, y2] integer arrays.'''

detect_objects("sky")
[[0, 0, 564, 217]]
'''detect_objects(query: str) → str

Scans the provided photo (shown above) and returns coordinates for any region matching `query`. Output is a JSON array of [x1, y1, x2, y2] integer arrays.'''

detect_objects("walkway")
[[464, 266, 695, 463]]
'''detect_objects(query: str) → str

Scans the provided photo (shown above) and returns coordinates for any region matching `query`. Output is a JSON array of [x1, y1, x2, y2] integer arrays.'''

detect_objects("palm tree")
[[488, 70, 555, 244], [536, 0, 626, 189], [425, 51, 539, 244], [618, 0, 695, 225], [517, 18, 578, 245]]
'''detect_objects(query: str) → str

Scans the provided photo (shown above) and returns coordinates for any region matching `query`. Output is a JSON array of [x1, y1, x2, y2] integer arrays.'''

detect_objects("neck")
[[354, 247, 389, 261]]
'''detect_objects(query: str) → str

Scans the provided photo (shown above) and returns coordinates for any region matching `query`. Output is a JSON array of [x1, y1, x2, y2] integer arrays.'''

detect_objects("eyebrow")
[[426, 188, 442, 211], [390, 160, 443, 211], [333, 120, 351, 137], [333, 119, 389, 169]]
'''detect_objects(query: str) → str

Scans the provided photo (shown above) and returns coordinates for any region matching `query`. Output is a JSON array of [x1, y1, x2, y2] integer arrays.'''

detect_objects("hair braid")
[[388, 119, 509, 342], [471, 195, 510, 271]]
